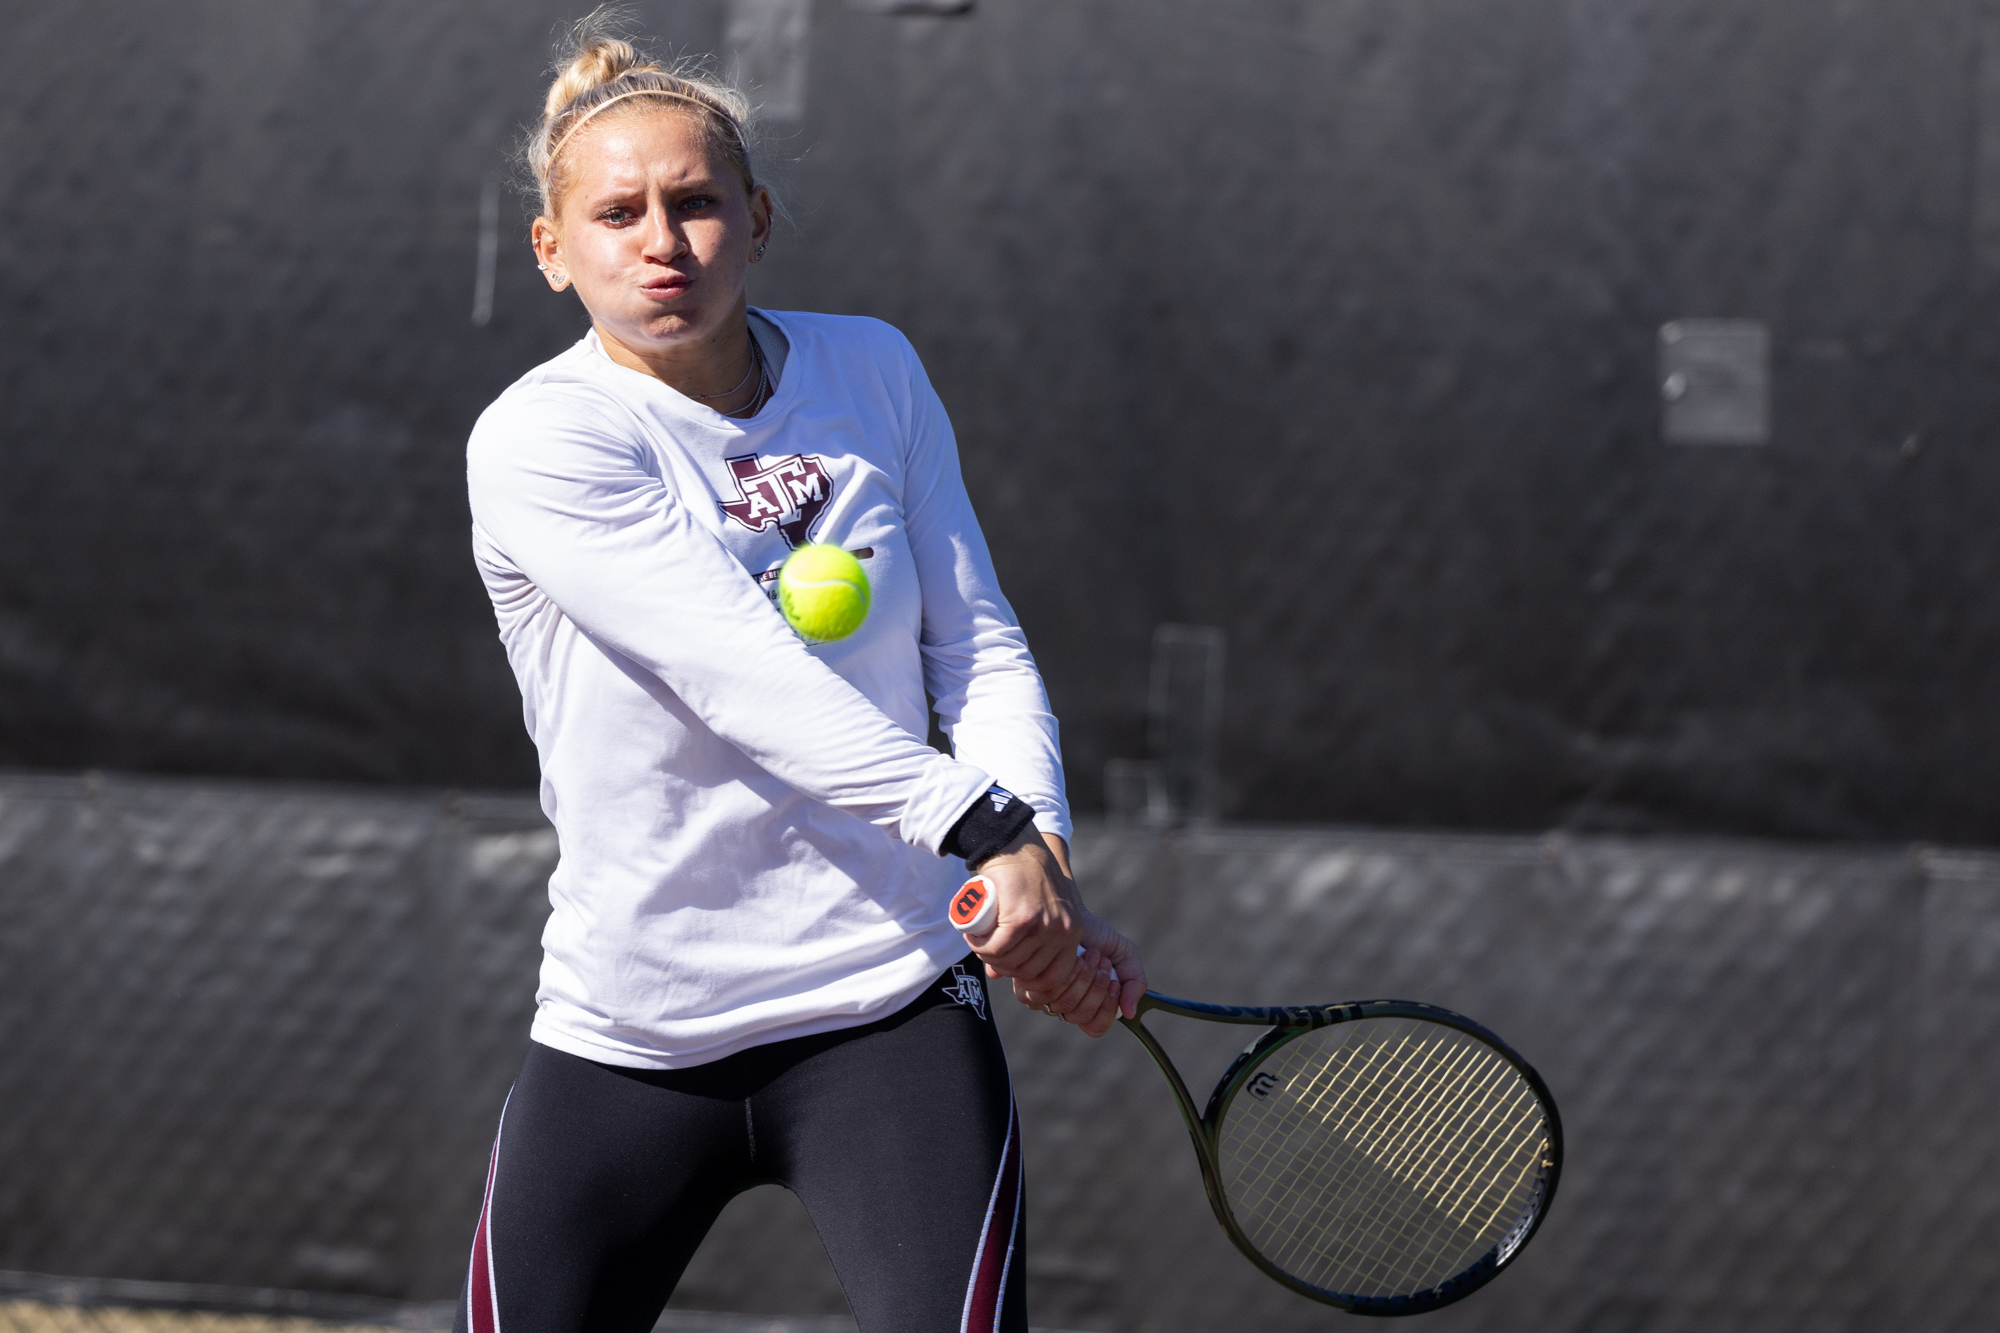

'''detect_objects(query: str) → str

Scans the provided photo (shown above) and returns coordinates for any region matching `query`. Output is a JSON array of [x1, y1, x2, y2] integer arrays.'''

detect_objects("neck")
[[595, 301, 763, 415]]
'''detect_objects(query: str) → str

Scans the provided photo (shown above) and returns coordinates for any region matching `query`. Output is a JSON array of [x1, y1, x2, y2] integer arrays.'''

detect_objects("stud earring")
[[536, 263, 548, 271], [754, 243, 767, 260]]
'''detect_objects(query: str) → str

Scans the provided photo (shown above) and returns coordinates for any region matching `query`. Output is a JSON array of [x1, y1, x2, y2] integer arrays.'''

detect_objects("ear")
[[748, 186, 775, 260], [531, 217, 570, 291]]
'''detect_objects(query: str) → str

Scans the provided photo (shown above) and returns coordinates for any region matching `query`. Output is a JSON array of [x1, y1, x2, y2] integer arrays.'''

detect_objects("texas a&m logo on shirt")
[[719, 452, 830, 549]]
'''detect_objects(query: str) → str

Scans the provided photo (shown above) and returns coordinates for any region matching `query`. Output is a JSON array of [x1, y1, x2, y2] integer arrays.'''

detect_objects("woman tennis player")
[[454, 15, 1145, 1333]]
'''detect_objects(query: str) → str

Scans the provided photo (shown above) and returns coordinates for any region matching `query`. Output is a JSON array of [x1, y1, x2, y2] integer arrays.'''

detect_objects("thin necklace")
[[688, 331, 760, 401], [724, 335, 771, 419]]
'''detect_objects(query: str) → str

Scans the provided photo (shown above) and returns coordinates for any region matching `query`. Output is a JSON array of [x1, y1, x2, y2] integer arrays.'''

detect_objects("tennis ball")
[[777, 544, 870, 642]]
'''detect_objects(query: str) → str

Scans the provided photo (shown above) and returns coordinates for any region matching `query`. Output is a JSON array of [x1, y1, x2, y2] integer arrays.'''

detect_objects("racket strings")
[[1232, 1053, 1530, 1295], [1256, 1043, 1540, 1294], [1230, 1033, 1544, 1294], [1216, 1017, 1552, 1300], [1242, 1037, 1506, 1289]]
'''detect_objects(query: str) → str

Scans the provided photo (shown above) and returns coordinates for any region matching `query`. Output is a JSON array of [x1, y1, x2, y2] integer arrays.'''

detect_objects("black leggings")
[[455, 958, 1026, 1333]]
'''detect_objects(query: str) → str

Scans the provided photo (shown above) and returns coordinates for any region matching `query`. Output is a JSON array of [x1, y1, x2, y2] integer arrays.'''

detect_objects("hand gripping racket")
[[1119, 992, 1562, 1315]]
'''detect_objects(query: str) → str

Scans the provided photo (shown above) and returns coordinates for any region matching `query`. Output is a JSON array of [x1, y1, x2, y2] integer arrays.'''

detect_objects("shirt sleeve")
[[466, 387, 994, 856], [897, 344, 1074, 842]]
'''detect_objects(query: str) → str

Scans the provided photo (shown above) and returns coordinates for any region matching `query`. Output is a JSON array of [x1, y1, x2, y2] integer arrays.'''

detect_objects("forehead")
[[564, 109, 725, 195]]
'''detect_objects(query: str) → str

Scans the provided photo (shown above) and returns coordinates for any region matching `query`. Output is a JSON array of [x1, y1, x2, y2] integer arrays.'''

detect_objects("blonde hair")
[[527, 8, 761, 219]]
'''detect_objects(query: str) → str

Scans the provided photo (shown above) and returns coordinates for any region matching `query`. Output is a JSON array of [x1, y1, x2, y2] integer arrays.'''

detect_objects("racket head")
[[1197, 1001, 1561, 1315]]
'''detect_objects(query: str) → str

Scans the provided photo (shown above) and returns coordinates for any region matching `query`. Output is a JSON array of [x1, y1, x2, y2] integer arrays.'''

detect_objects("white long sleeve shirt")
[[467, 310, 1069, 1069]]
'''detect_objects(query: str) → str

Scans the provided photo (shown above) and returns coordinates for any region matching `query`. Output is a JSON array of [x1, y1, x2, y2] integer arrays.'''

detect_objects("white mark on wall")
[[471, 175, 499, 328], [726, 0, 813, 124], [1659, 319, 1769, 446]]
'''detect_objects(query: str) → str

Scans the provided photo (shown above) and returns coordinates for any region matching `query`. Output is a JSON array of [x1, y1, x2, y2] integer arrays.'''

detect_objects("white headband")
[[545, 87, 737, 175]]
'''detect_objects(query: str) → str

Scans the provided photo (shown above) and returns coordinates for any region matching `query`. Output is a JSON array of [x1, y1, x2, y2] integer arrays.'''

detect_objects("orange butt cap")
[[950, 875, 994, 931]]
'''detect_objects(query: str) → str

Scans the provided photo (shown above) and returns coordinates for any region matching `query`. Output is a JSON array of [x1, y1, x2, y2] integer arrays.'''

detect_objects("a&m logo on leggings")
[[941, 963, 988, 1020]]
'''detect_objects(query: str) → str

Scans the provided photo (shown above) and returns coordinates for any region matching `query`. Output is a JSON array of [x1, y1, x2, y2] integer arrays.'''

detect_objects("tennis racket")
[[1119, 991, 1561, 1315]]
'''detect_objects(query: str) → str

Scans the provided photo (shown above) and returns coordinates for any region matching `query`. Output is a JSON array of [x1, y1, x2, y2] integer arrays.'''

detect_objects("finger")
[[1074, 1005, 1117, 1038], [970, 914, 1069, 978], [1015, 958, 1106, 1012], [1067, 982, 1120, 1037], [1010, 974, 1055, 1009], [1104, 934, 1143, 982], [1048, 959, 1118, 1020], [1079, 913, 1136, 966], [1008, 973, 1091, 1015], [992, 933, 1081, 993], [1017, 919, 1085, 976], [1082, 922, 1147, 1019], [1044, 961, 1099, 1016], [1062, 974, 1117, 1030], [1104, 935, 1148, 1017], [1107, 944, 1147, 1018], [1015, 964, 1097, 1014]]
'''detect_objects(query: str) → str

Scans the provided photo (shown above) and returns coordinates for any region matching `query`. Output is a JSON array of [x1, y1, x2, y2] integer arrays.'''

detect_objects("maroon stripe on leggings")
[[468, 1099, 508, 1333], [959, 1100, 1021, 1333]]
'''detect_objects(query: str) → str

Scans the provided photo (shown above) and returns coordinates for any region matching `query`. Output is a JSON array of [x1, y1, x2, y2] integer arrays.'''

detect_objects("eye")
[[598, 206, 636, 226], [680, 195, 717, 214]]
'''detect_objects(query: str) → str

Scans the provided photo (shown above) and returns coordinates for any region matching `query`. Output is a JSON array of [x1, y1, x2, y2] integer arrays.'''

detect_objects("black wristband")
[[942, 785, 1039, 870]]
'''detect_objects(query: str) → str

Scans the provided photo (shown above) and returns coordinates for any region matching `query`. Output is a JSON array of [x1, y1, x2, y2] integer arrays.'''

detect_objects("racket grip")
[[949, 874, 999, 937]]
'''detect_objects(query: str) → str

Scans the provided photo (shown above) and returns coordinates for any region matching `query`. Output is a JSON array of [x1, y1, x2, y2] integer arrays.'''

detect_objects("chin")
[[626, 311, 702, 342]]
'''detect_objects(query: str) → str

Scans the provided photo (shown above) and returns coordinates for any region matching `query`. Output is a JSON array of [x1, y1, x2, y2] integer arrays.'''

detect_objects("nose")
[[639, 203, 685, 263]]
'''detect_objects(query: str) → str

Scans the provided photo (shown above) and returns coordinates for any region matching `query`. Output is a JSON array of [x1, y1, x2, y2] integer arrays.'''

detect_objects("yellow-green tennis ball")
[[778, 544, 870, 642]]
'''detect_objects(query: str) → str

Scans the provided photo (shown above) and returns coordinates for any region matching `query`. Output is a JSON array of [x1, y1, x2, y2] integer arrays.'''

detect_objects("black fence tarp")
[[6, 1, 2000, 844], [3, 772, 1998, 1332]]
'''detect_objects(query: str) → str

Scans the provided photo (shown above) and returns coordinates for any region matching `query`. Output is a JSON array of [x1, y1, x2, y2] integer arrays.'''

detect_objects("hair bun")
[[525, 6, 767, 221], [545, 34, 661, 120]]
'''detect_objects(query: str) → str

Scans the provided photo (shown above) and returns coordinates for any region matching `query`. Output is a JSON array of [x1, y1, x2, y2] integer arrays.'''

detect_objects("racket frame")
[[1118, 992, 1563, 1316]]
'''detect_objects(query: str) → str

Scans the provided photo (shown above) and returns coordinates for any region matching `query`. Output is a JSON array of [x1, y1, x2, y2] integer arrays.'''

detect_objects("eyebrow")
[[583, 174, 725, 202]]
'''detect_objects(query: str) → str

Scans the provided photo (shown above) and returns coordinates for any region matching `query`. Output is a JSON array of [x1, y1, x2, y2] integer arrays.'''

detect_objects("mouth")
[[641, 275, 693, 300]]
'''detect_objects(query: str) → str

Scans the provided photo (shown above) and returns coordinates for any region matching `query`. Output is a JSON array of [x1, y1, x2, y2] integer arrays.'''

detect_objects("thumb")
[[1079, 913, 1147, 1018]]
